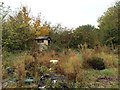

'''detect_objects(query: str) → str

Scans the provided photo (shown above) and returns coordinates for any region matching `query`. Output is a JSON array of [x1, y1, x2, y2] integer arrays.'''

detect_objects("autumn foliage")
[[33, 18, 49, 36], [2, 6, 49, 52]]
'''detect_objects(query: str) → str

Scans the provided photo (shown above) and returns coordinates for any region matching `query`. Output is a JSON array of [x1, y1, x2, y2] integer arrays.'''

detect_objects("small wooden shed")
[[35, 36, 51, 51]]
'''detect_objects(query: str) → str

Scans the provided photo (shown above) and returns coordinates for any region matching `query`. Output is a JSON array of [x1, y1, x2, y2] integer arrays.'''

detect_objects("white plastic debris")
[[50, 60, 59, 64]]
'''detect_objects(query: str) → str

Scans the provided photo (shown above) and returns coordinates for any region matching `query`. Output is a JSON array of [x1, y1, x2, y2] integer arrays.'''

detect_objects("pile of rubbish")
[[38, 74, 74, 89]]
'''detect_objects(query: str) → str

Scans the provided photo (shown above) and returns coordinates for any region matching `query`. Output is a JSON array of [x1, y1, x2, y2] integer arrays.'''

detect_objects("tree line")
[[1, 1, 119, 52]]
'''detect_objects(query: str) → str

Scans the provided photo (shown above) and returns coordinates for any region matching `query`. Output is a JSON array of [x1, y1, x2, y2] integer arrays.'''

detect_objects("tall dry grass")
[[96, 52, 118, 68], [13, 55, 26, 87], [2, 44, 118, 88], [63, 52, 84, 81], [80, 43, 118, 69], [33, 49, 84, 81]]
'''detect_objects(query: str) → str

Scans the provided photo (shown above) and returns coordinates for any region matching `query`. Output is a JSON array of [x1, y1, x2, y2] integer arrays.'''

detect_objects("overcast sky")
[[1, 0, 116, 28]]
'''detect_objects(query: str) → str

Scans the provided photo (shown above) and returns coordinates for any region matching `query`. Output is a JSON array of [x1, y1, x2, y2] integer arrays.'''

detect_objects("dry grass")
[[80, 44, 118, 69], [95, 52, 118, 68], [63, 52, 83, 80], [2, 45, 118, 88], [12, 55, 26, 87], [32, 49, 84, 81], [81, 49, 94, 68], [2, 68, 8, 79]]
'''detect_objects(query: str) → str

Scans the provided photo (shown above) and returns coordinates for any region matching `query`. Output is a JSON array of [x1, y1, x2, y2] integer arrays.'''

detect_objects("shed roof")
[[35, 36, 51, 40]]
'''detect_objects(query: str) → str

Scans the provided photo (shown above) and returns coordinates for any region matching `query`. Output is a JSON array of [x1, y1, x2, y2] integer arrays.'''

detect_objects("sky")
[[1, 0, 116, 28]]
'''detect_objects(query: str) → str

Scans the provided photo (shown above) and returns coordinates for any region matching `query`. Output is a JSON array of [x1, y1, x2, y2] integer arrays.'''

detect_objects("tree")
[[98, 1, 120, 45], [2, 6, 33, 51], [69, 24, 97, 48], [49, 24, 72, 51], [2, 5, 50, 52], [33, 16, 49, 36], [0, 2, 11, 52], [0, 2, 11, 21]]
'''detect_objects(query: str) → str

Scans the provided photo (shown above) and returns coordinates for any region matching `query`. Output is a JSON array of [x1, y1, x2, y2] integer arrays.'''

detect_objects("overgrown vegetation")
[[1, 1, 119, 89], [1, 1, 120, 52], [2, 46, 118, 88]]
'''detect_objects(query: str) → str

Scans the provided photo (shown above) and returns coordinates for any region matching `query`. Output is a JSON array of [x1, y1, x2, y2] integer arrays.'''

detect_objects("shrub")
[[87, 57, 105, 70], [97, 52, 118, 68]]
